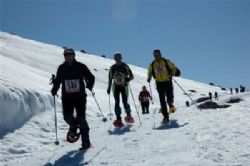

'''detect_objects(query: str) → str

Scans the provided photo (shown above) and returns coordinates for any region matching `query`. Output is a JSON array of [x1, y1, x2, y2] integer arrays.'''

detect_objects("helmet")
[[153, 49, 161, 55], [64, 48, 75, 56], [114, 52, 122, 62]]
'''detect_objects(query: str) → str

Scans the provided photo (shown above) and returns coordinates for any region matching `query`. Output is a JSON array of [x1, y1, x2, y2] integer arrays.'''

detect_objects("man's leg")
[[121, 86, 131, 115], [62, 98, 78, 127], [145, 101, 150, 114], [141, 103, 146, 114], [156, 82, 169, 119], [113, 85, 122, 120], [165, 81, 174, 108], [75, 98, 89, 142]]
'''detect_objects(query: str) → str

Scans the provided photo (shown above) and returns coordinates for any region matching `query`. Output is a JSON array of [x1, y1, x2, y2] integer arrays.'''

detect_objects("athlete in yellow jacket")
[[147, 49, 180, 124]]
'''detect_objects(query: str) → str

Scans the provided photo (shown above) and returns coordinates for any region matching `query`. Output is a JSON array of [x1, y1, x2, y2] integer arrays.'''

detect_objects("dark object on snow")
[[209, 83, 215, 86], [226, 98, 243, 104], [240, 85, 246, 93], [101, 55, 106, 58], [62, 46, 68, 49], [105, 68, 109, 71], [81, 50, 86, 53], [189, 90, 197, 93], [214, 92, 218, 100], [196, 97, 210, 103], [94, 69, 98, 71], [198, 101, 230, 109], [221, 87, 227, 91], [235, 88, 239, 94], [186, 101, 189, 107], [230, 88, 233, 94], [209, 92, 212, 101]]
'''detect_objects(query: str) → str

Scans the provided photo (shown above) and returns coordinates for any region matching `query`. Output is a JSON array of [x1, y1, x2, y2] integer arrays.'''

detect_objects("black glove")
[[86, 83, 93, 91], [107, 87, 111, 94], [175, 68, 181, 77], [125, 77, 131, 83], [51, 88, 57, 96]]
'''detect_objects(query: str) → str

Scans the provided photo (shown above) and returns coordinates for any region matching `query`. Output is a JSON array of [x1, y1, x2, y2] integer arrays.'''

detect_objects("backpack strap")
[[163, 59, 173, 79]]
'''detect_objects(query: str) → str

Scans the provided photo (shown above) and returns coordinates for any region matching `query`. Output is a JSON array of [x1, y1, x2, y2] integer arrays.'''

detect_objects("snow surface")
[[0, 32, 249, 165]]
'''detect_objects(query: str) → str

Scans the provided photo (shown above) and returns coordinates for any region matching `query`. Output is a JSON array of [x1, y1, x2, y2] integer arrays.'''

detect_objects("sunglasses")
[[64, 53, 74, 56]]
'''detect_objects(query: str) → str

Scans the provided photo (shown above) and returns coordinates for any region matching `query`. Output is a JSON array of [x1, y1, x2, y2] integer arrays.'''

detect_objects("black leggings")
[[156, 81, 174, 118], [113, 85, 131, 119], [141, 101, 149, 113], [62, 97, 89, 140]]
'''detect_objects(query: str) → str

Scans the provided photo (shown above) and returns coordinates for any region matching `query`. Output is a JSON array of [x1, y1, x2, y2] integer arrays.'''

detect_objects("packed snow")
[[0, 32, 249, 166]]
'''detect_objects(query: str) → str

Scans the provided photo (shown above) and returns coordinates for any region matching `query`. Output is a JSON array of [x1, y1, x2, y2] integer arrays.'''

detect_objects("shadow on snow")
[[107, 124, 135, 135], [44, 150, 86, 166], [154, 119, 188, 130]]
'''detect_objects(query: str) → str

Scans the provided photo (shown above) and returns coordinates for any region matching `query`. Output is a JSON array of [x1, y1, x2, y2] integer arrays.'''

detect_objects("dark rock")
[[198, 101, 230, 109]]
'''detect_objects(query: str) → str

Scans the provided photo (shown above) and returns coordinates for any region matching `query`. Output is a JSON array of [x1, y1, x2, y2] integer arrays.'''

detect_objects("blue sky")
[[1, 0, 250, 90]]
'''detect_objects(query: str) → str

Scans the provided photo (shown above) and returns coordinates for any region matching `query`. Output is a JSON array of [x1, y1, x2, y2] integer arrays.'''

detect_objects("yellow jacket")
[[148, 58, 178, 82]]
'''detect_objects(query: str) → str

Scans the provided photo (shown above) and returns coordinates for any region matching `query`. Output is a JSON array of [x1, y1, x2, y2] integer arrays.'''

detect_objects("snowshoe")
[[124, 115, 134, 124], [168, 106, 176, 114], [79, 139, 91, 150], [161, 117, 170, 125], [66, 127, 81, 143], [113, 119, 125, 128]]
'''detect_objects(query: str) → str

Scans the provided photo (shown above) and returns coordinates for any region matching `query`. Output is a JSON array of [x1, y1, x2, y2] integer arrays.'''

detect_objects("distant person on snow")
[[51, 48, 95, 150], [107, 52, 134, 128], [214, 92, 218, 100], [147, 49, 181, 124], [230, 88, 233, 95], [240, 85, 245, 93], [209, 92, 212, 101], [235, 88, 239, 94], [138, 86, 152, 114]]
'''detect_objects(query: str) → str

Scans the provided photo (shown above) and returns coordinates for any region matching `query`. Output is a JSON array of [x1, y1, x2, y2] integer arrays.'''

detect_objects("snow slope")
[[0, 32, 249, 165]]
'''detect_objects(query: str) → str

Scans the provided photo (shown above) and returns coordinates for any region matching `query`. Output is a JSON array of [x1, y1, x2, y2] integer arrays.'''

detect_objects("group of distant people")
[[185, 85, 247, 107], [230, 85, 246, 94], [209, 92, 219, 101]]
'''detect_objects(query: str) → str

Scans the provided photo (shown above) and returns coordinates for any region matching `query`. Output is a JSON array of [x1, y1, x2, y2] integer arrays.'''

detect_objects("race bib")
[[155, 65, 167, 74], [114, 73, 125, 85], [65, 79, 80, 93], [143, 97, 149, 102]]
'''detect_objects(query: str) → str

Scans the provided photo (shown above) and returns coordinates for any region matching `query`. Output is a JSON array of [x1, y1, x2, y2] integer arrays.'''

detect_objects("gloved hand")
[[107, 87, 111, 95], [125, 77, 131, 83], [51, 88, 57, 96], [86, 84, 93, 91]]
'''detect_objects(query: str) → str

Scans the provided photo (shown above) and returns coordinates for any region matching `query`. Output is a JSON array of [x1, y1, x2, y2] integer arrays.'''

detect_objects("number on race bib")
[[114, 73, 125, 85], [65, 79, 80, 93], [143, 97, 149, 102], [155, 65, 167, 74]]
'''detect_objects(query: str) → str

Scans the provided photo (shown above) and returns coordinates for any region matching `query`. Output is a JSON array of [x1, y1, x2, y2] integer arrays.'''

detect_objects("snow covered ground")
[[0, 32, 249, 165]]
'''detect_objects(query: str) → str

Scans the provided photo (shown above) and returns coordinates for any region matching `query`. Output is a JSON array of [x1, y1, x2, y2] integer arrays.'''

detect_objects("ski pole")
[[108, 93, 112, 120], [53, 96, 60, 145], [91, 91, 107, 122], [172, 78, 196, 104], [128, 84, 142, 126], [148, 82, 154, 104]]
